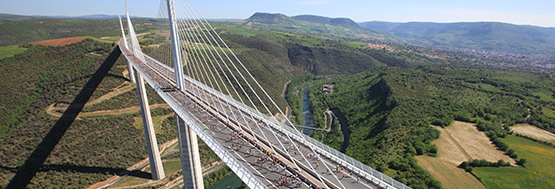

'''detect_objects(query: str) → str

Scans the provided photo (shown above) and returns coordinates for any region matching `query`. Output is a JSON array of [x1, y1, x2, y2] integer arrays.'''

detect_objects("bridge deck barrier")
[[119, 43, 268, 189], [130, 41, 411, 189]]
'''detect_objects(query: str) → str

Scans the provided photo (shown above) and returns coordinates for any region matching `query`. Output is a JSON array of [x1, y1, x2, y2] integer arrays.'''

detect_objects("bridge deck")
[[121, 43, 381, 189]]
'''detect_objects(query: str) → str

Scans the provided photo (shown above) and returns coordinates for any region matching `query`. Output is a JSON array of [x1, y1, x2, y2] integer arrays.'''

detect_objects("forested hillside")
[[0, 40, 179, 188], [286, 66, 555, 188], [198, 24, 476, 114], [0, 39, 111, 136], [216, 24, 468, 74]]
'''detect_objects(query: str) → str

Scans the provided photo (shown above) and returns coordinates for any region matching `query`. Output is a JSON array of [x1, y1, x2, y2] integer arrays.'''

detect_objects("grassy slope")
[[473, 136, 555, 188], [0, 45, 27, 59]]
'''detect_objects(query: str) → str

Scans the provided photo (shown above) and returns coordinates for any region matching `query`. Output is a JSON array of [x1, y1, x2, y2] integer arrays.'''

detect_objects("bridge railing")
[[141, 48, 410, 189], [119, 42, 268, 189], [259, 113, 409, 189]]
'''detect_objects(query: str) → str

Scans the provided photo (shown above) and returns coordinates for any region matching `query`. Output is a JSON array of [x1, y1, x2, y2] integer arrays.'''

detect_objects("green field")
[[472, 83, 502, 93], [214, 25, 260, 37], [228, 27, 260, 37], [0, 45, 27, 59], [473, 136, 555, 188]]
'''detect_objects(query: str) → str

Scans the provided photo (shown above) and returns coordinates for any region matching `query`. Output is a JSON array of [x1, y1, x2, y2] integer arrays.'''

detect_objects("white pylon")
[[124, 0, 145, 63], [118, 14, 135, 83], [166, 0, 186, 91]]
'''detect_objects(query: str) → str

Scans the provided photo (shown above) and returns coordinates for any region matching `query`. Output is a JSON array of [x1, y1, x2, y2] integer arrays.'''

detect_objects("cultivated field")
[[416, 156, 484, 189], [473, 136, 555, 188], [31, 36, 85, 46], [0, 45, 27, 59], [447, 121, 515, 164], [511, 124, 555, 143], [416, 121, 518, 189]]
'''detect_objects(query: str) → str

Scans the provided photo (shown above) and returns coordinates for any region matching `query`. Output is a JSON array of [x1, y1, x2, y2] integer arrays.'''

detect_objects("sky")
[[1, 0, 554, 27]]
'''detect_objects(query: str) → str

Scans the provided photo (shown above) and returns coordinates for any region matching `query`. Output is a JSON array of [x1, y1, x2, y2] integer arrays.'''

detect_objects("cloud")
[[297, 0, 332, 5]]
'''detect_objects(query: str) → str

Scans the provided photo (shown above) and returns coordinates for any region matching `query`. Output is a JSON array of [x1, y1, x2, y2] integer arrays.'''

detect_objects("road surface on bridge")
[[121, 45, 379, 188]]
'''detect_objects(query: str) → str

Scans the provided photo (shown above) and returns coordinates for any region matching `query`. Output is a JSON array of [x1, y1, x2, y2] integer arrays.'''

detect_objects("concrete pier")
[[134, 68, 165, 180], [176, 115, 204, 189], [126, 60, 136, 83]]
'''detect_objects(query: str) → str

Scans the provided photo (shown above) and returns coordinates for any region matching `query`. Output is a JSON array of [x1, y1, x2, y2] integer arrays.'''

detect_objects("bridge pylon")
[[166, 0, 203, 187], [166, 0, 185, 91], [117, 14, 135, 83], [122, 0, 164, 180]]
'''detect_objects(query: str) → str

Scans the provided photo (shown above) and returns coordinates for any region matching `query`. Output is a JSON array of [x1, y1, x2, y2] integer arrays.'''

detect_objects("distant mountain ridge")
[[0, 13, 43, 20], [245, 12, 297, 25], [243, 13, 555, 54], [524, 25, 555, 39], [3, 12, 554, 54], [241, 12, 386, 39], [359, 21, 402, 31], [291, 15, 360, 28], [360, 21, 555, 54]]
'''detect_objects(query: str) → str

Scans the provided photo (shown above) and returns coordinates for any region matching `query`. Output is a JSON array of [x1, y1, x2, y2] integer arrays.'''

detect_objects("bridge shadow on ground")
[[1, 164, 151, 179], [107, 73, 131, 81], [6, 46, 132, 188]]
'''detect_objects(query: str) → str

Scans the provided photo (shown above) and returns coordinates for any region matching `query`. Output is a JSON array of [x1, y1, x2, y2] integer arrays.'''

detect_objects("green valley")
[[1, 11, 555, 189], [286, 66, 555, 188]]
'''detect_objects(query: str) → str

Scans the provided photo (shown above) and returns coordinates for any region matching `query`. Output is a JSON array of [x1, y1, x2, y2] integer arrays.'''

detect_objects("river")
[[302, 88, 315, 135], [205, 87, 337, 188], [207, 173, 243, 189]]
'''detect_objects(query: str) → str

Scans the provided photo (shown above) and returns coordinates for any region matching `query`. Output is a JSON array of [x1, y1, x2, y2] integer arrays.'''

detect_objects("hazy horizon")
[[0, 0, 554, 28], [3, 11, 555, 29]]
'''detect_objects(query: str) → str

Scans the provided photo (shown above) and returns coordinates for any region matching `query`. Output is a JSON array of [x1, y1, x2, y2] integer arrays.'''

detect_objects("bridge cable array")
[[158, 0, 349, 188], [119, 0, 377, 188]]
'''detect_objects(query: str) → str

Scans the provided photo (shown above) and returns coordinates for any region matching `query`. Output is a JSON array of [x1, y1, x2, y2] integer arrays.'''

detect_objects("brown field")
[[157, 31, 170, 37], [446, 121, 515, 165], [31, 37, 86, 46], [511, 124, 555, 143], [416, 121, 517, 189], [416, 156, 484, 189]]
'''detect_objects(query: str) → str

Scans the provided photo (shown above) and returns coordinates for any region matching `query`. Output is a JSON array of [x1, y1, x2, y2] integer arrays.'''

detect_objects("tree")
[[517, 158, 527, 167], [458, 161, 472, 172]]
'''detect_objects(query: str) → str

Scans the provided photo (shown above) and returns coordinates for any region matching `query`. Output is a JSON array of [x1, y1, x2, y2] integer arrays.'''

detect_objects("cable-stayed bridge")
[[118, 0, 410, 188]]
